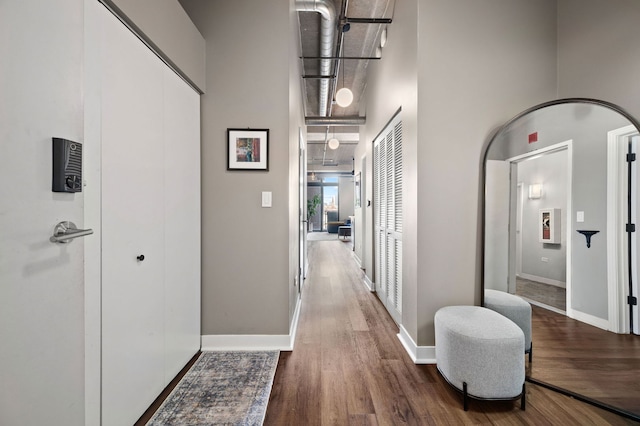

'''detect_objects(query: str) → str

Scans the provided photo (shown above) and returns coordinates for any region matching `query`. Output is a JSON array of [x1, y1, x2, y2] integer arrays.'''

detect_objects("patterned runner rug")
[[147, 351, 279, 426]]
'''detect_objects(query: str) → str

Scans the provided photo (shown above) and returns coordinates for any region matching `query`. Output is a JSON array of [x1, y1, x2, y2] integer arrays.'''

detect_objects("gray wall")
[[107, 0, 206, 92], [417, 0, 558, 346], [180, 0, 303, 336], [518, 151, 568, 284], [356, 0, 419, 338], [358, 0, 558, 346], [414, 0, 558, 345], [558, 0, 640, 119]]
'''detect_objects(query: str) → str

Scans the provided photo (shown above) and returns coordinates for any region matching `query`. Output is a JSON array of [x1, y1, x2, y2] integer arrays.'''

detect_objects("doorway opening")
[[307, 174, 354, 234], [512, 146, 570, 314]]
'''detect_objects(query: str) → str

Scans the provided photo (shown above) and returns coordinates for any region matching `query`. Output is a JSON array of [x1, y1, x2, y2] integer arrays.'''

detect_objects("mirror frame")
[[480, 97, 640, 421]]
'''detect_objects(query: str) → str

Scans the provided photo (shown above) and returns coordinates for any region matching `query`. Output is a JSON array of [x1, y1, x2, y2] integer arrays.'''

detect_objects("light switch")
[[577, 211, 584, 223], [262, 191, 272, 208]]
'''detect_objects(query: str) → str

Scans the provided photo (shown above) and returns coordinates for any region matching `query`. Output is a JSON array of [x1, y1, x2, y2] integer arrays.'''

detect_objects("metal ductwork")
[[296, 0, 336, 117], [305, 116, 366, 126]]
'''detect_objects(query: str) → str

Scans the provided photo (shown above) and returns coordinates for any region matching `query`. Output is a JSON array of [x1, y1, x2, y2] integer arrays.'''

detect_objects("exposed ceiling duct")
[[298, 0, 395, 172], [295, 0, 337, 117], [305, 116, 366, 126]]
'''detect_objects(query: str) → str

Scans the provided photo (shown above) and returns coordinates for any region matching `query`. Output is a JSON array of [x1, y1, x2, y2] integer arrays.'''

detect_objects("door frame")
[[506, 141, 572, 315], [607, 124, 640, 334], [84, 1, 103, 423], [515, 182, 524, 281], [299, 127, 308, 284]]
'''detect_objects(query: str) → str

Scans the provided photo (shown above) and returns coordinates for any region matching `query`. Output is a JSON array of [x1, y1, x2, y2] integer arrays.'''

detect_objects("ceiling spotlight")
[[328, 138, 340, 150], [380, 27, 388, 48], [335, 87, 353, 108]]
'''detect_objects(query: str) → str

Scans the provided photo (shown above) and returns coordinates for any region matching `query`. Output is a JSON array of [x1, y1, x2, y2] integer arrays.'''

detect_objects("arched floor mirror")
[[482, 98, 640, 421]]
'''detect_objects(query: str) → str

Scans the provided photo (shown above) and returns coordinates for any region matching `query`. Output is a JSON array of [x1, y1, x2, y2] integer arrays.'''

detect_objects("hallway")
[[264, 239, 635, 425]]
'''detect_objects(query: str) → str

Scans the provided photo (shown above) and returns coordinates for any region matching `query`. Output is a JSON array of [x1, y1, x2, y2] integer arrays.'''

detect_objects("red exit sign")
[[528, 132, 538, 143]]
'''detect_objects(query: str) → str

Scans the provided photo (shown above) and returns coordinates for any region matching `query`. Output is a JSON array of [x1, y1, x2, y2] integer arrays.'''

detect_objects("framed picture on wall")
[[227, 128, 269, 171], [539, 208, 561, 244], [355, 172, 361, 207]]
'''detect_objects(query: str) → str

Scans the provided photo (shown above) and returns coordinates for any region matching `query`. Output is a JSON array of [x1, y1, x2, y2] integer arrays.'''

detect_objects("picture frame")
[[354, 172, 361, 207], [539, 208, 561, 244], [227, 128, 269, 171]]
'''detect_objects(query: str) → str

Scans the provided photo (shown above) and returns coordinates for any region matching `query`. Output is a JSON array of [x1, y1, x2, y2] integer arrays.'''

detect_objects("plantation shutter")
[[373, 113, 403, 323]]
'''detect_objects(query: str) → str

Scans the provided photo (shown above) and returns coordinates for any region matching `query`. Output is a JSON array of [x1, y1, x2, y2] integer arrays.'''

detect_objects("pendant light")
[[335, 88, 353, 108], [335, 54, 353, 108], [328, 127, 339, 150]]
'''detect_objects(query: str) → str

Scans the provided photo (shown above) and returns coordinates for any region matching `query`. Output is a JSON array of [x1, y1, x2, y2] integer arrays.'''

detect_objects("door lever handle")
[[50, 221, 94, 243]]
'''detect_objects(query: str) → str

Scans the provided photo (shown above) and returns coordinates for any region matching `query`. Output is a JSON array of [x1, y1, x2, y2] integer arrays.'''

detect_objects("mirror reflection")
[[483, 99, 640, 418]]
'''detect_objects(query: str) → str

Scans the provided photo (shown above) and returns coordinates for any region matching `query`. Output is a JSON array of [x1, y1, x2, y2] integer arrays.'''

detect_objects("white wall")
[[0, 1, 85, 424]]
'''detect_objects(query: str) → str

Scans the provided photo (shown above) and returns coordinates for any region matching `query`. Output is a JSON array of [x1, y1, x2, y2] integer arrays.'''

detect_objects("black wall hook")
[[577, 230, 599, 248]]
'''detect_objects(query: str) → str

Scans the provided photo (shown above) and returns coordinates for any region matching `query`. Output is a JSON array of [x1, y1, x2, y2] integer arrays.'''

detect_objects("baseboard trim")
[[201, 295, 302, 352], [288, 294, 302, 350], [397, 325, 436, 364], [518, 272, 566, 289], [353, 253, 362, 268], [567, 308, 609, 331], [363, 274, 374, 292]]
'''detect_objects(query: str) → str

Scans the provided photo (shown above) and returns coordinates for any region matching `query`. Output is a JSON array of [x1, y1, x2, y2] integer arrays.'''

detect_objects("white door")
[[374, 133, 387, 304], [162, 65, 201, 381], [374, 115, 403, 323], [100, 7, 166, 425], [357, 155, 367, 266], [484, 160, 510, 292]]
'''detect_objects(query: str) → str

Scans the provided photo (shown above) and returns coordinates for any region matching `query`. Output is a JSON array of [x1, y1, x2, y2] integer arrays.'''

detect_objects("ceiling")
[[297, 0, 395, 173]]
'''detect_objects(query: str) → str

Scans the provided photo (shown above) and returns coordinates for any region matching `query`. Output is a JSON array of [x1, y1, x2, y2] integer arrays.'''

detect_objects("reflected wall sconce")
[[528, 183, 543, 199]]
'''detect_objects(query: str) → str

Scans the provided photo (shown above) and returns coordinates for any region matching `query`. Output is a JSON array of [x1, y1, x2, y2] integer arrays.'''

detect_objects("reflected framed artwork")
[[227, 128, 269, 171], [355, 172, 361, 207], [539, 208, 561, 244]]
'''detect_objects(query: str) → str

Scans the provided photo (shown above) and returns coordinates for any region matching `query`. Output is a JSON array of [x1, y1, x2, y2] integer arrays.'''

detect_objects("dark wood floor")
[[530, 305, 640, 417], [264, 239, 639, 425]]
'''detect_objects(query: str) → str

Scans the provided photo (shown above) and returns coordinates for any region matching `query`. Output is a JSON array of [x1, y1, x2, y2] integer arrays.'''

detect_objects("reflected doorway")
[[513, 147, 569, 314]]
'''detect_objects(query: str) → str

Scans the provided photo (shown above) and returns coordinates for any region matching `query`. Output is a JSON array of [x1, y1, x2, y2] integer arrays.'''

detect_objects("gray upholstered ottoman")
[[435, 306, 525, 411], [484, 289, 532, 362]]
